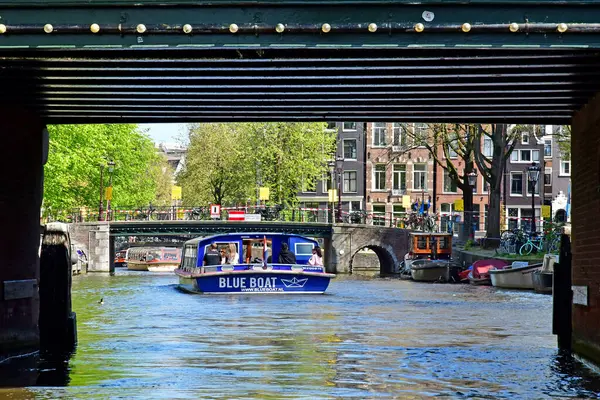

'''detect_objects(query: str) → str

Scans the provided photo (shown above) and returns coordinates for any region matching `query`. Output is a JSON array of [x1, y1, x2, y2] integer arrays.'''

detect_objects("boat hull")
[[148, 264, 179, 273], [489, 264, 543, 289], [127, 262, 148, 271], [410, 262, 461, 283], [468, 272, 491, 286], [176, 267, 334, 294], [532, 271, 553, 294]]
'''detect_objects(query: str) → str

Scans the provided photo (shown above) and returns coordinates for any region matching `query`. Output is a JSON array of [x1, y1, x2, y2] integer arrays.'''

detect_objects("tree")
[[43, 124, 162, 218], [473, 124, 518, 247], [177, 123, 336, 208]]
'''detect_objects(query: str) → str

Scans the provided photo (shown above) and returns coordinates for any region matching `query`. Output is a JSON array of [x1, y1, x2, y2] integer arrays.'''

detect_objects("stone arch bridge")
[[69, 221, 410, 274]]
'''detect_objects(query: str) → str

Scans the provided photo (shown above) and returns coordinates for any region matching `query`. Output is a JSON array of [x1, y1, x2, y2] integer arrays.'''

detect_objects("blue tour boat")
[[174, 233, 335, 294]]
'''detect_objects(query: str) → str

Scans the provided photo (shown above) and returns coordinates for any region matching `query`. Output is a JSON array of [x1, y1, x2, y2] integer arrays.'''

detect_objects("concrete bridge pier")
[[0, 108, 46, 358]]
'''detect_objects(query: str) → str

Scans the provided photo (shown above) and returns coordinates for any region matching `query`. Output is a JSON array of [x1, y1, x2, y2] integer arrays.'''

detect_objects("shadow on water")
[[0, 350, 75, 388]]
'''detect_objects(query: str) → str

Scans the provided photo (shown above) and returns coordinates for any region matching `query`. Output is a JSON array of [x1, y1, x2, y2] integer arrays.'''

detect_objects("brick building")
[[364, 122, 489, 230]]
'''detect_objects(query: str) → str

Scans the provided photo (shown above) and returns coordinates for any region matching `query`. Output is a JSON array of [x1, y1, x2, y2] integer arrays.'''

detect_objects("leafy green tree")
[[43, 124, 162, 218]]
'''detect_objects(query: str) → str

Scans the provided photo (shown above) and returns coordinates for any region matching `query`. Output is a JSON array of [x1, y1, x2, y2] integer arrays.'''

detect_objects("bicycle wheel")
[[520, 242, 534, 256]]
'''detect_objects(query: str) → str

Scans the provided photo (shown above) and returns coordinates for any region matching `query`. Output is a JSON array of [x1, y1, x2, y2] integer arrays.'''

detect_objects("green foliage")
[[43, 124, 162, 216], [177, 122, 336, 206]]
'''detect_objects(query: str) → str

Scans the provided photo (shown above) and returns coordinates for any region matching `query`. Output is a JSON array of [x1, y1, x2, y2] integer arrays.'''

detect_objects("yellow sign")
[[542, 205, 551, 219], [171, 185, 182, 200], [454, 199, 464, 212], [328, 189, 338, 203], [105, 186, 113, 201], [402, 195, 411, 208], [259, 187, 270, 201]]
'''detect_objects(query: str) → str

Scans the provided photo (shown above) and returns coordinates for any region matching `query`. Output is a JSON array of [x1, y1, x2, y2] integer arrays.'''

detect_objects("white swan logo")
[[281, 277, 308, 288]]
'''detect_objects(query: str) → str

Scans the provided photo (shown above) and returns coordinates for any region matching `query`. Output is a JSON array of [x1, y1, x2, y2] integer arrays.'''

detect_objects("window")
[[443, 170, 457, 193], [326, 122, 337, 130], [532, 150, 540, 162], [522, 133, 529, 144], [372, 123, 387, 146], [447, 145, 458, 158], [343, 171, 357, 193], [295, 243, 314, 256], [484, 204, 489, 230], [373, 164, 386, 190], [544, 139, 552, 158], [483, 137, 493, 157], [323, 174, 333, 192], [393, 164, 406, 191], [544, 168, 552, 186], [392, 123, 407, 147], [508, 208, 518, 230], [440, 203, 453, 213], [343, 139, 357, 160], [481, 177, 489, 194], [413, 164, 427, 190], [372, 204, 386, 226], [393, 205, 406, 225], [527, 179, 540, 195], [520, 150, 531, 162], [510, 172, 523, 195], [343, 122, 356, 131], [413, 123, 428, 146], [560, 161, 571, 176], [510, 151, 518, 162]]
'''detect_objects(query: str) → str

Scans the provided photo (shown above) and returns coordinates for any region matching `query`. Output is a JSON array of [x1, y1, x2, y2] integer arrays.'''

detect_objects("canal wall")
[[571, 95, 600, 366], [69, 223, 110, 273]]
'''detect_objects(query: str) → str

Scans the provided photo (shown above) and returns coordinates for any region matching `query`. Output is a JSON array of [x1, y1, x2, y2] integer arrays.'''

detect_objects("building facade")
[[297, 122, 366, 221], [364, 122, 489, 230]]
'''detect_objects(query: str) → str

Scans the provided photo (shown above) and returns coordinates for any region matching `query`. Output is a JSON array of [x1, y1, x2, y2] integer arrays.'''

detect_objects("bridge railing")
[[47, 205, 473, 232]]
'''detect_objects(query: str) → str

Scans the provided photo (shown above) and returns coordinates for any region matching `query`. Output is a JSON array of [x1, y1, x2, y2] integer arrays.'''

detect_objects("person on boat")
[[203, 243, 220, 266], [226, 243, 239, 264], [308, 246, 323, 266], [278, 242, 297, 264], [219, 248, 227, 265]]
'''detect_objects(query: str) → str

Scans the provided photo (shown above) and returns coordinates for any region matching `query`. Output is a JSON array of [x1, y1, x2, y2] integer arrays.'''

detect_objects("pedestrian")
[[278, 242, 297, 264], [203, 243, 220, 266], [308, 246, 323, 266], [219, 248, 227, 265]]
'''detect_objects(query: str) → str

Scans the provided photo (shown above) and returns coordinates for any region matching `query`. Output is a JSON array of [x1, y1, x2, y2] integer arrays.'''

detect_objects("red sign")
[[228, 211, 245, 221], [210, 204, 221, 218]]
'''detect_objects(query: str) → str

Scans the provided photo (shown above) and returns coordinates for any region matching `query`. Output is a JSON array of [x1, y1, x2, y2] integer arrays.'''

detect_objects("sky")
[[139, 123, 188, 144]]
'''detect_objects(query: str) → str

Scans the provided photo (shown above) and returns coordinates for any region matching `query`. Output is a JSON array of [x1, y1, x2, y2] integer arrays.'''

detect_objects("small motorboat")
[[469, 259, 509, 286], [175, 233, 335, 294], [489, 261, 543, 290], [114, 249, 128, 268], [410, 258, 462, 283], [532, 254, 558, 294]]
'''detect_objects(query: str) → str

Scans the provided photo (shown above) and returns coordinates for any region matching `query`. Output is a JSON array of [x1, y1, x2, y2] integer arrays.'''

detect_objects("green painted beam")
[[1, 2, 600, 48]]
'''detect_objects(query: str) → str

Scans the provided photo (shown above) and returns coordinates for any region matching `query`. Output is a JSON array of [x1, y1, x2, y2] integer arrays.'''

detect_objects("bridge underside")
[[3, 48, 600, 125]]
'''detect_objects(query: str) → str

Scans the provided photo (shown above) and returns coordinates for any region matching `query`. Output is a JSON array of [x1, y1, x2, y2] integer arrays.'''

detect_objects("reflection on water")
[[1, 272, 600, 399]]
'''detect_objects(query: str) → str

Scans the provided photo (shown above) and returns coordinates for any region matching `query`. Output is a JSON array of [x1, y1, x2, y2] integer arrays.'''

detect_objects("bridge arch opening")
[[349, 245, 396, 276]]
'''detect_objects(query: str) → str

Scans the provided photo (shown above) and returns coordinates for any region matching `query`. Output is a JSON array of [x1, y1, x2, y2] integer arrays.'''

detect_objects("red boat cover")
[[472, 259, 509, 279]]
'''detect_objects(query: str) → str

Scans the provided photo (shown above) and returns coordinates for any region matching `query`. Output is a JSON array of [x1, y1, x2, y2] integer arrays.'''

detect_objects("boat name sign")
[[220, 276, 278, 290]]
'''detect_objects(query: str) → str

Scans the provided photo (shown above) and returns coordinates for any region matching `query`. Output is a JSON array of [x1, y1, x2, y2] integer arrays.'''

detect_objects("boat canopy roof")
[[409, 232, 453, 236], [184, 232, 317, 246]]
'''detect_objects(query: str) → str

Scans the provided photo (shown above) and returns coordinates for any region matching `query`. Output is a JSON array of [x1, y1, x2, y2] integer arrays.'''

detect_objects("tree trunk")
[[463, 186, 474, 241], [483, 153, 504, 248]]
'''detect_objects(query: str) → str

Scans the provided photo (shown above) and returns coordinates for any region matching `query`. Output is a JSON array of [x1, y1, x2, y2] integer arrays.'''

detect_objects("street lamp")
[[467, 169, 478, 186], [467, 169, 478, 238], [328, 160, 336, 223], [527, 162, 541, 233], [98, 163, 105, 222], [106, 161, 116, 220], [335, 156, 344, 223]]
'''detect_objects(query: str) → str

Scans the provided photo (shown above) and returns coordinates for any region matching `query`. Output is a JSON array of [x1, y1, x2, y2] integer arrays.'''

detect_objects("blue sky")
[[139, 123, 188, 144]]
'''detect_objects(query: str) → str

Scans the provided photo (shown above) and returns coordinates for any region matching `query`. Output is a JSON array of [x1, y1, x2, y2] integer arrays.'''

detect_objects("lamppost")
[[328, 160, 336, 223], [467, 169, 478, 238], [527, 162, 541, 233], [335, 156, 344, 223], [98, 163, 105, 222], [105, 161, 116, 221]]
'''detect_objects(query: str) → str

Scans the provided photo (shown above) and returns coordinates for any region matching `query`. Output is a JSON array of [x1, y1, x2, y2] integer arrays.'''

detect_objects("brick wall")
[[571, 91, 600, 364]]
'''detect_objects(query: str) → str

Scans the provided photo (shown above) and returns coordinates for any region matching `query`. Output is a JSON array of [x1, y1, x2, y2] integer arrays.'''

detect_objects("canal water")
[[2, 270, 600, 399]]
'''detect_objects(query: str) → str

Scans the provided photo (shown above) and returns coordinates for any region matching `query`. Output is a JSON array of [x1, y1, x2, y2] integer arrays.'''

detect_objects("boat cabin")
[[407, 232, 452, 260], [179, 233, 319, 273]]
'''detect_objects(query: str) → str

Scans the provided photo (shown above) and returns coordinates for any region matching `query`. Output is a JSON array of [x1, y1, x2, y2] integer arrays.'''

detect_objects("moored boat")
[[468, 259, 509, 286], [489, 261, 543, 290], [410, 259, 462, 282], [127, 246, 182, 272], [175, 233, 335, 294], [114, 249, 128, 268], [532, 254, 558, 294]]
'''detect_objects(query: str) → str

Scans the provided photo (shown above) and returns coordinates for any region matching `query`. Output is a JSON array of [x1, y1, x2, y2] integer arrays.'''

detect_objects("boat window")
[[438, 236, 450, 250], [416, 236, 428, 250], [183, 245, 197, 269], [295, 243, 314, 256]]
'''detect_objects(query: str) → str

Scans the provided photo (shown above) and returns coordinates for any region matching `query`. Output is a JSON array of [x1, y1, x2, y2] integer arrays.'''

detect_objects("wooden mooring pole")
[[553, 233, 572, 351]]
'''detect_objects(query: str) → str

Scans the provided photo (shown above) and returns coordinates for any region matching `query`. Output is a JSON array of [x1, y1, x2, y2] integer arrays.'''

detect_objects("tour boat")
[[468, 259, 509, 286], [127, 246, 182, 272], [174, 233, 335, 294], [489, 261, 543, 290], [114, 249, 129, 268]]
